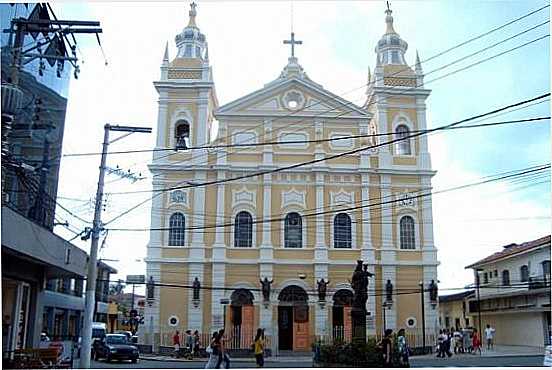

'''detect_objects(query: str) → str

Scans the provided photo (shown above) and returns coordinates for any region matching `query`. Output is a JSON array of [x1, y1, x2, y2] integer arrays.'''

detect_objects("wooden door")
[[293, 305, 309, 351], [278, 306, 293, 350], [241, 305, 254, 348], [343, 306, 352, 342]]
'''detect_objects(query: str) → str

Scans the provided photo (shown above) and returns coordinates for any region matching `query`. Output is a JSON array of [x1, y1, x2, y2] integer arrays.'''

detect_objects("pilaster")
[[154, 92, 169, 154], [190, 171, 206, 261]]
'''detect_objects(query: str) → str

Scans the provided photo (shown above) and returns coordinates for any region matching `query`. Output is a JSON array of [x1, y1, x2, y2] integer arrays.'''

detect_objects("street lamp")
[[419, 281, 426, 355]]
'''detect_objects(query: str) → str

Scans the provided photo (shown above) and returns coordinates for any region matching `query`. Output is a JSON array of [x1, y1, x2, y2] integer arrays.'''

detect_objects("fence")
[[158, 326, 272, 352]]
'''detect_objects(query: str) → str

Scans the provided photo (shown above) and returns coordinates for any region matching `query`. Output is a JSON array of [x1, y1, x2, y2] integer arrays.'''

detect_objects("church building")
[[144, 3, 439, 352]]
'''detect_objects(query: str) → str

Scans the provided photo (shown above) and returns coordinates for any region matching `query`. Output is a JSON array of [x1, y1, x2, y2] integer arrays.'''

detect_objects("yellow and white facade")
[[145, 4, 439, 351]]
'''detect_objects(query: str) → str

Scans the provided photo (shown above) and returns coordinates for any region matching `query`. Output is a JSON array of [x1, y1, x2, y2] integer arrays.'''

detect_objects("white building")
[[466, 235, 551, 347]]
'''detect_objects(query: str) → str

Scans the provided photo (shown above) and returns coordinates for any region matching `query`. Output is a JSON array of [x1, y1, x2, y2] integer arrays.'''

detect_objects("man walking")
[[484, 324, 495, 350], [173, 330, 181, 358]]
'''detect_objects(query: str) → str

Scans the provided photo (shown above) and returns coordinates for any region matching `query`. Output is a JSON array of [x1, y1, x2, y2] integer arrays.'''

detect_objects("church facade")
[[144, 3, 439, 352]]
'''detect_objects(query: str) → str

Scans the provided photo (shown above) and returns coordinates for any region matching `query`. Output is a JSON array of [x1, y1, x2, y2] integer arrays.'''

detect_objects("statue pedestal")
[[351, 307, 366, 345]]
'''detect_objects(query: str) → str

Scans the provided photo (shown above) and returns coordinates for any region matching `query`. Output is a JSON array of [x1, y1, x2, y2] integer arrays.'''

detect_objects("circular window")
[[405, 317, 417, 328], [282, 90, 305, 111], [168, 315, 180, 327]]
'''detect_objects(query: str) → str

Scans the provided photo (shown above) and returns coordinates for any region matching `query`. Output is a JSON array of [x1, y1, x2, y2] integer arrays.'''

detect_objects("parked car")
[[544, 344, 552, 367], [92, 334, 139, 363]]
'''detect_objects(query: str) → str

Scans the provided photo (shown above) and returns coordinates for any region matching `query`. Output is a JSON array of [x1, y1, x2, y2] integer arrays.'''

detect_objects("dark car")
[[93, 334, 139, 363]]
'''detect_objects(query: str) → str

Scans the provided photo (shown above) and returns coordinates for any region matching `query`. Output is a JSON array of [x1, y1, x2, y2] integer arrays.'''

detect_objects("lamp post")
[[475, 268, 483, 356], [220, 298, 230, 331], [419, 281, 426, 354]]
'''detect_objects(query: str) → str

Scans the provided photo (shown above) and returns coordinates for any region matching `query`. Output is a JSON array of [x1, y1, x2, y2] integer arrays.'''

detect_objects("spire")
[[187, 2, 197, 27], [415, 50, 423, 73], [365, 65, 372, 94], [163, 41, 169, 63], [384, 1, 396, 34]]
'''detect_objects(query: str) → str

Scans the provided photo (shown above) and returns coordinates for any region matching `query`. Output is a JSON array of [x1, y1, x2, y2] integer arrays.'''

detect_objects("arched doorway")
[[332, 289, 353, 342], [278, 285, 309, 351], [230, 289, 254, 349]]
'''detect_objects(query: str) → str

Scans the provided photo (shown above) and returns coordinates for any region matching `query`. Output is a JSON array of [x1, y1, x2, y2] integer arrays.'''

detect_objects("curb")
[[412, 354, 543, 360]]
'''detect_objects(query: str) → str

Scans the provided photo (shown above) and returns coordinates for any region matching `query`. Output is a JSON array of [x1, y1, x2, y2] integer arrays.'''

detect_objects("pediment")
[[216, 77, 369, 119]]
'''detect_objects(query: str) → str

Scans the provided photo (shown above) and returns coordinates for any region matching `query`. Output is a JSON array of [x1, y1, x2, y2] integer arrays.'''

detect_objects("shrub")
[[314, 338, 382, 367]]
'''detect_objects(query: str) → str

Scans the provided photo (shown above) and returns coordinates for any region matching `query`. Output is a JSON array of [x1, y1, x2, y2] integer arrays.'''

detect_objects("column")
[[154, 92, 169, 155], [361, 173, 376, 335], [380, 174, 397, 329], [211, 172, 226, 331], [416, 98, 432, 170], [193, 92, 209, 166], [423, 266, 439, 336], [190, 171, 206, 261], [188, 263, 204, 332], [145, 263, 161, 351], [314, 172, 329, 337], [376, 96, 392, 168], [259, 173, 274, 343]]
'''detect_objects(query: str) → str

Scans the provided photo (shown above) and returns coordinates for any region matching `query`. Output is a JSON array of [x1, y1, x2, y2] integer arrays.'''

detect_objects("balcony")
[[529, 275, 550, 290]]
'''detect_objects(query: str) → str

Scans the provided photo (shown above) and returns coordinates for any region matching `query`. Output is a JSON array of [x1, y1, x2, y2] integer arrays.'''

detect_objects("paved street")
[[84, 355, 545, 368], [410, 355, 544, 367], [89, 359, 312, 368]]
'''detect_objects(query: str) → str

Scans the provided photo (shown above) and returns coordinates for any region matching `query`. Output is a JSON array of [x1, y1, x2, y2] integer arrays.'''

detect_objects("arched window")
[[395, 124, 411, 155], [175, 120, 190, 150], [234, 211, 253, 248], [168, 212, 185, 246], [520, 265, 529, 282], [334, 213, 352, 248], [284, 212, 302, 248], [502, 270, 510, 286], [399, 215, 415, 249]]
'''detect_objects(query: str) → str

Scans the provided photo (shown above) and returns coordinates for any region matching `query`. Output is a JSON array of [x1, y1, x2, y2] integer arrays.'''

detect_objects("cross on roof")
[[283, 32, 302, 58]]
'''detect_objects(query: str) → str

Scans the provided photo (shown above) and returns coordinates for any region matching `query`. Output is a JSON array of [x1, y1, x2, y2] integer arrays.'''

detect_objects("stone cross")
[[283, 32, 302, 58]]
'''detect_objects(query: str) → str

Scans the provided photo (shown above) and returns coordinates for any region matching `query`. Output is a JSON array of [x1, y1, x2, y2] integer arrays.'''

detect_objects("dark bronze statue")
[[260, 277, 273, 301], [317, 278, 330, 301], [146, 276, 154, 301], [192, 277, 201, 300], [429, 279, 438, 302], [385, 279, 393, 303]]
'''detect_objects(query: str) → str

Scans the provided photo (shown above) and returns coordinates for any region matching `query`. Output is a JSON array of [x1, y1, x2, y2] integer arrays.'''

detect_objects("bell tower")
[[153, 2, 218, 165]]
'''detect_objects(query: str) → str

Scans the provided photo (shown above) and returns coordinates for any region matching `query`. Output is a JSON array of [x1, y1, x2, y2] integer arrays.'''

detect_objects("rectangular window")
[[195, 46, 201, 58], [483, 272, 488, 284]]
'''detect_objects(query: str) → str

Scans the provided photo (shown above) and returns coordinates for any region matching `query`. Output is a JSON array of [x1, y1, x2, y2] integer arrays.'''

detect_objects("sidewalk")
[[415, 344, 544, 359], [140, 354, 313, 363]]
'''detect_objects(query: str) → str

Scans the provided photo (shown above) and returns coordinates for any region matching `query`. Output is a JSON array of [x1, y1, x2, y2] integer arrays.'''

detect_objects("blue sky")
[[41, 1, 550, 292]]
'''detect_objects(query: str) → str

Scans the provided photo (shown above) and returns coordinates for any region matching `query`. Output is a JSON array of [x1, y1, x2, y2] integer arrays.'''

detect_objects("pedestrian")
[[484, 324, 495, 350], [205, 331, 220, 369], [216, 328, 230, 369], [463, 329, 472, 354], [378, 329, 393, 367], [453, 329, 462, 354], [396, 328, 409, 367], [254, 328, 265, 368], [472, 329, 481, 355], [173, 330, 181, 358], [444, 329, 452, 358], [436, 330, 444, 358], [186, 330, 194, 355], [193, 330, 201, 357]]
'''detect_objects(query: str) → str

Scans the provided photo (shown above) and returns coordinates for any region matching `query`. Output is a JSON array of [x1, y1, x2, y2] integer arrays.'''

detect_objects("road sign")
[[126, 275, 145, 284]]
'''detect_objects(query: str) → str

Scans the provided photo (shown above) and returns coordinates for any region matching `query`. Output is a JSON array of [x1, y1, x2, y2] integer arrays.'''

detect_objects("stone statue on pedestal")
[[317, 278, 330, 302], [260, 277, 273, 302]]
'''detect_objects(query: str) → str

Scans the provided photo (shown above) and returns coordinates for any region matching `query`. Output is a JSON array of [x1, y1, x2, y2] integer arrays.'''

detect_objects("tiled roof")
[[439, 290, 475, 303], [465, 235, 550, 269]]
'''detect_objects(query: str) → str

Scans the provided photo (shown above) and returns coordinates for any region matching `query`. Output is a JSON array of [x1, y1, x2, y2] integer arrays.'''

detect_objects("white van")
[[92, 322, 107, 342]]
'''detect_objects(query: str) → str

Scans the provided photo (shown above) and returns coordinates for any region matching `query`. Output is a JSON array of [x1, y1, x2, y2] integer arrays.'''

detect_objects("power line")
[[142, 6, 550, 171], [102, 92, 550, 226], [59, 116, 549, 157], [106, 163, 550, 232]]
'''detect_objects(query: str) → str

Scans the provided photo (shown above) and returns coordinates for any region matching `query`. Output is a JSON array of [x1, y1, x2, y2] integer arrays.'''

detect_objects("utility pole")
[[475, 269, 483, 356], [80, 124, 151, 368], [419, 281, 426, 354]]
